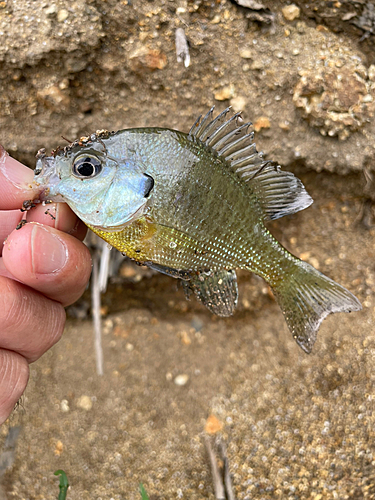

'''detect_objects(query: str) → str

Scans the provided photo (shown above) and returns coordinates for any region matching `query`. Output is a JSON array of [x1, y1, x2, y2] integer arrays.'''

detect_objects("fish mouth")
[[96, 203, 147, 232], [33, 151, 65, 202]]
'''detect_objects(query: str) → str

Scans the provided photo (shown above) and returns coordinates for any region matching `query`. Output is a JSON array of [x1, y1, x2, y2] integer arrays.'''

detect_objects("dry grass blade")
[[219, 441, 236, 500], [175, 28, 190, 68], [91, 252, 104, 376], [205, 437, 225, 500], [205, 436, 237, 500]]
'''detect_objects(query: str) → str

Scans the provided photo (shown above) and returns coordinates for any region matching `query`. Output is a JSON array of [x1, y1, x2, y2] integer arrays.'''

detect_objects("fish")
[[31, 107, 362, 353]]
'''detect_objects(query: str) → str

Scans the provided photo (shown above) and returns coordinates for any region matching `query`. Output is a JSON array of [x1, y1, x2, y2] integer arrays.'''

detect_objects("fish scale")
[[90, 137, 287, 280], [32, 107, 362, 353]]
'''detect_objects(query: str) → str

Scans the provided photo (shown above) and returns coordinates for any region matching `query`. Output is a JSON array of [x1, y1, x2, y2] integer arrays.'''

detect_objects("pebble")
[[253, 116, 271, 132], [191, 316, 203, 332], [54, 440, 63, 456], [250, 59, 263, 70], [37, 85, 70, 107], [239, 48, 252, 59], [230, 95, 247, 111], [57, 9, 69, 23], [205, 414, 223, 435], [44, 4, 57, 16], [214, 85, 235, 101], [278, 120, 290, 131], [60, 399, 70, 412], [362, 94, 373, 103], [309, 257, 320, 269], [65, 57, 87, 73], [174, 374, 189, 386], [299, 251, 311, 261], [180, 331, 191, 346], [77, 395, 93, 411], [282, 4, 300, 21], [59, 78, 69, 90], [129, 47, 167, 71]]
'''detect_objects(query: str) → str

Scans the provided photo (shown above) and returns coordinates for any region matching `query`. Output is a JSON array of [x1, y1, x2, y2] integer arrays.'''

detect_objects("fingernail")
[[31, 224, 68, 274], [0, 153, 35, 187]]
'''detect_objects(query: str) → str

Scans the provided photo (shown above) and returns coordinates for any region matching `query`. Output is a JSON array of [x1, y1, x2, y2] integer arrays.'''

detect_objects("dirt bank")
[[1, 1, 374, 498]]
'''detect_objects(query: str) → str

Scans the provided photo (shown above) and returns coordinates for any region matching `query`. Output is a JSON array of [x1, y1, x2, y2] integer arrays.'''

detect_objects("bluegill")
[[32, 108, 361, 353]]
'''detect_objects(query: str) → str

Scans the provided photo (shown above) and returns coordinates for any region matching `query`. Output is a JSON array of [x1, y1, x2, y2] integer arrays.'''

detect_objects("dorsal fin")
[[188, 107, 313, 221]]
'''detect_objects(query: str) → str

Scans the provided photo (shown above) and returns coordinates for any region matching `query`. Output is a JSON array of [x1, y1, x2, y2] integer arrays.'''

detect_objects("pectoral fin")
[[182, 269, 238, 317]]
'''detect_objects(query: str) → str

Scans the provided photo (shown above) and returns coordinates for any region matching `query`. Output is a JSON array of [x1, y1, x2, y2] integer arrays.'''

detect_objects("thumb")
[[2, 222, 92, 306]]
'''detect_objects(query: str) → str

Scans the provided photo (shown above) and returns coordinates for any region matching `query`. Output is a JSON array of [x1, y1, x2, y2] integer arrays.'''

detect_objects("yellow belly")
[[87, 216, 239, 271]]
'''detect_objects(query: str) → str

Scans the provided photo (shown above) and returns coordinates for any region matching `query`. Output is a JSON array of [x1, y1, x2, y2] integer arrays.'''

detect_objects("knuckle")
[[0, 350, 29, 424], [0, 277, 66, 362]]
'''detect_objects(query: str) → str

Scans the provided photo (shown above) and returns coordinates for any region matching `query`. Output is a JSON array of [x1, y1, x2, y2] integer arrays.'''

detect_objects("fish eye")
[[72, 155, 102, 179], [143, 173, 154, 198]]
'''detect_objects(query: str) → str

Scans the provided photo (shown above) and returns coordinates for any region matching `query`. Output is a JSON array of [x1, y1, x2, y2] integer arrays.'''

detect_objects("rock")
[[174, 374, 189, 386], [239, 48, 252, 59], [37, 85, 70, 109], [253, 116, 270, 132], [57, 9, 69, 23], [281, 4, 300, 22], [230, 95, 247, 111], [234, 0, 266, 9], [293, 63, 375, 140], [278, 120, 290, 131], [129, 47, 167, 72], [180, 331, 191, 346], [54, 440, 64, 456], [44, 4, 57, 16], [250, 59, 263, 70], [76, 395, 93, 411], [191, 316, 203, 332], [214, 85, 235, 101], [60, 399, 70, 412], [205, 414, 223, 435], [64, 57, 87, 73], [0, 1, 103, 64]]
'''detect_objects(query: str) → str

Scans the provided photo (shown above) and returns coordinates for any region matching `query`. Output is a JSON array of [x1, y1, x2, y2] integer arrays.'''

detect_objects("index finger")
[[0, 145, 40, 209]]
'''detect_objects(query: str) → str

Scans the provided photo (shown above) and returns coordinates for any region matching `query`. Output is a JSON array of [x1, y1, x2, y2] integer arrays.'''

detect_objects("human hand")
[[0, 145, 92, 425]]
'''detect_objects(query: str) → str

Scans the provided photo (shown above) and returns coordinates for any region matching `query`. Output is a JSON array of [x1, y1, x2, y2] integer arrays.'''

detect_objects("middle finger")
[[0, 276, 65, 363]]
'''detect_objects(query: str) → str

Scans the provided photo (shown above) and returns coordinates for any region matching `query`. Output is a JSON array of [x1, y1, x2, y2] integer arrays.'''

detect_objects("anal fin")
[[145, 261, 239, 317], [145, 261, 190, 280], [182, 269, 238, 317]]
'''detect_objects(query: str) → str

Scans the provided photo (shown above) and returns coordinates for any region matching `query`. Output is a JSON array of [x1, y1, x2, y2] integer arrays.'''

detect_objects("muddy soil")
[[0, 1, 375, 499]]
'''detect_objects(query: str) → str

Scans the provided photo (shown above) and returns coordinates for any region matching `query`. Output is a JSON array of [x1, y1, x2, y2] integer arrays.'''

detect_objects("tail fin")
[[270, 260, 362, 353]]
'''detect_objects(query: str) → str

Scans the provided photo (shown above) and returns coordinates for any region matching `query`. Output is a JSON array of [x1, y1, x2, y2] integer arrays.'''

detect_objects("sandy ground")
[[1, 1, 375, 499]]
